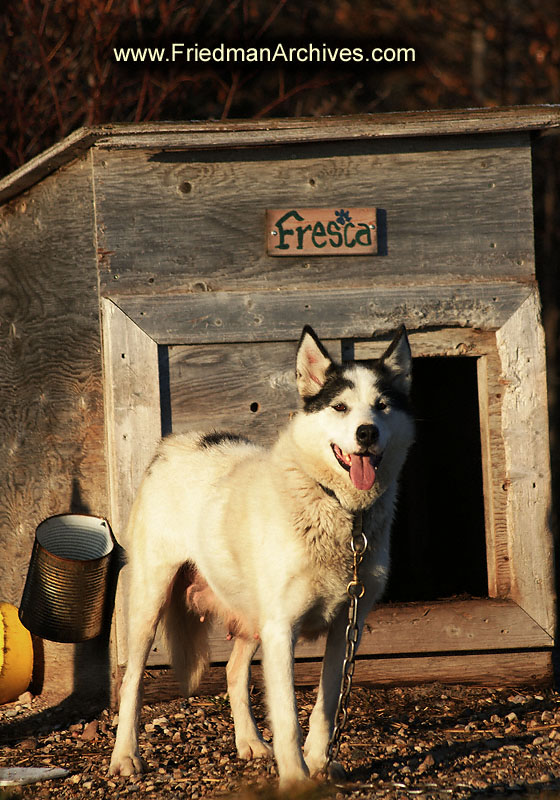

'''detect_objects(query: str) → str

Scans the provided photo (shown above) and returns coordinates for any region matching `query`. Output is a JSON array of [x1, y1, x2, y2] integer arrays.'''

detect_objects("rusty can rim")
[[35, 513, 114, 565]]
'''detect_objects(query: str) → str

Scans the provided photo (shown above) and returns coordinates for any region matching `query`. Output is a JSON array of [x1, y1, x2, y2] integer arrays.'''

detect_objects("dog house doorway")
[[387, 355, 488, 603]]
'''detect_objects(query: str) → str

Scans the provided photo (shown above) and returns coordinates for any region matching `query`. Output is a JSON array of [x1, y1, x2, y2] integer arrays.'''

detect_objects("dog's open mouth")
[[331, 444, 382, 491]]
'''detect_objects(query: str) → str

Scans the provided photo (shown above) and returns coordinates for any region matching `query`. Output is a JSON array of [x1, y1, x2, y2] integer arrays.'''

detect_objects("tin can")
[[19, 514, 114, 643]]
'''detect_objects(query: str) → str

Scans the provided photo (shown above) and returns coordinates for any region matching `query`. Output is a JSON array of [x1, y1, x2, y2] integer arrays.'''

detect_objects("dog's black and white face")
[[294, 325, 414, 495]]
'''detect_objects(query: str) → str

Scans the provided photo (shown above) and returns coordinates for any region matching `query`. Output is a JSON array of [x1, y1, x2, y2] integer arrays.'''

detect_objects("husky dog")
[[109, 325, 414, 786]]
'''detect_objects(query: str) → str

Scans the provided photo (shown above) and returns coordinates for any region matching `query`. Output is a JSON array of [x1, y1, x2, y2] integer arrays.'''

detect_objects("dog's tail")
[[162, 568, 210, 697]]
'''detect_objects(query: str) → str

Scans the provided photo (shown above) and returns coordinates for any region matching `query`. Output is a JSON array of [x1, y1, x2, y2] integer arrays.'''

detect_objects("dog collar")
[[318, 483, 339, 503], [318, 482, 374, 521]]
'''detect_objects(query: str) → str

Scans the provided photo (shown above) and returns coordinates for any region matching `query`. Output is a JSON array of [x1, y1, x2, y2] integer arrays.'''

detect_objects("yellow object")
[[0, 602, 33, 704]]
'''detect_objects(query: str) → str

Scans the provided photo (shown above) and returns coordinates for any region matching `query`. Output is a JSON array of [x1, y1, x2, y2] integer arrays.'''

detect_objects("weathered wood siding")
[[0, 154, 110, 701], [94, 135, 534, 297]]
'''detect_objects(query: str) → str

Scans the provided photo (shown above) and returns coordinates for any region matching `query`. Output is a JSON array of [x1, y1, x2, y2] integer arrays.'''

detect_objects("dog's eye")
[[332, 403, 348, 413], [376, 399, 388, 411]]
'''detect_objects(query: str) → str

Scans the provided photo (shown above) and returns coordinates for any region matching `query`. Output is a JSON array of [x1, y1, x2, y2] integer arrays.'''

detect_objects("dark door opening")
[[384, 356, 488, 602]]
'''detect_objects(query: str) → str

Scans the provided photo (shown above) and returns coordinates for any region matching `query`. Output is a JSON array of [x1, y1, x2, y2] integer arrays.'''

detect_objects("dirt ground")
[[2, 682, 560, 800]]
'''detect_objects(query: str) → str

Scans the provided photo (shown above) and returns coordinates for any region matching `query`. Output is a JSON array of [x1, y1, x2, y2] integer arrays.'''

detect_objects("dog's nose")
[[356, 424, 379, 448]]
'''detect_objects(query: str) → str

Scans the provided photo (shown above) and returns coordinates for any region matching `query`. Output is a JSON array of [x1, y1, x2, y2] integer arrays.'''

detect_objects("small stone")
[[69, 723, 83, 733], [533, 737, 545, 746], [417, 754, 435, 773], [145, 723, 155, 733], [17, 691, 33, 704], [505, 712, 518, 722], [82, 720, 99, 741], [19, 738, 37, 750]]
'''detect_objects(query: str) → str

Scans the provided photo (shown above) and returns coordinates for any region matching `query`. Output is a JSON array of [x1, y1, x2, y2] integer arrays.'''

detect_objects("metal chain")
[[325, 512, 368, 771]]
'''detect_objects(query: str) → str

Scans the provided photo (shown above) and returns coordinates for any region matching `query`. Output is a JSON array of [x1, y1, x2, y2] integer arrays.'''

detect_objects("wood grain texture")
[[4, 105, 560, 205], [143, 649, 553, 702], [167, 340, 305, 446], [101, 299, 161, 541], [477, 345, 511, 598], [101, 299, 162, 666], [0, 155, 109, 702], [496, 290, 556, 636], [95, 135, 534, 295], [109, 283, 533, 345], [354, 328, 494, 359], [146, 597, 552, 668], [0, 157, 106, 599]]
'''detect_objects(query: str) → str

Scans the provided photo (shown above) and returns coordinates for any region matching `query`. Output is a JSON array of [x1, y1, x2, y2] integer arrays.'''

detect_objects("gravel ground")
[[2, 682, 560, 800]]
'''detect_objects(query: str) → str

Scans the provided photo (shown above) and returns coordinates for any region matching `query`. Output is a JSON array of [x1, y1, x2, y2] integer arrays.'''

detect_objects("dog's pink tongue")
[[349, 454, 376, 490]]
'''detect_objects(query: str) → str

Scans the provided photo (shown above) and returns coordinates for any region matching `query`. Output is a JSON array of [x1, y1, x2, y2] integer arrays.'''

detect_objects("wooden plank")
[[166, 340, 305, 447], [353, 328, 495, 359], [146, 598, 552, 668], [109, 283, 533, 345], [357, 598, 553, 654], [143, 650, 553, 702], [496, 290, 556, 637], [101, 299, 162, 540], [93, 107, 560, 153], [86, 104, 560, 157], [477, 346, 511, 598], [101, 299, 162, 665], [95, 136, 535, 295]]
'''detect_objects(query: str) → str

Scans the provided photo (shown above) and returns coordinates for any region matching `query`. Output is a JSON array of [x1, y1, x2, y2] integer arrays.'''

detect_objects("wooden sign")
[[266, 208, 378, 256]]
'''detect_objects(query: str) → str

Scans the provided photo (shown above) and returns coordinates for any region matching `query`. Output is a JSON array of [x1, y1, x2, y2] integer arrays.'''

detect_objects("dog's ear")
[[296, 326, 333, 398], [380, 325, 412, 395]]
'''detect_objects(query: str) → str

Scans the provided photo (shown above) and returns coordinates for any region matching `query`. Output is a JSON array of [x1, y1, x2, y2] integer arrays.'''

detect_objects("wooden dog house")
[[0, 107, 558, 702]]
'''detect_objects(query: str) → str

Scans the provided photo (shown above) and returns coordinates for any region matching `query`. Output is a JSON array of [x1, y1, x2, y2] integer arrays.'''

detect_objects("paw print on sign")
[[335, 209, 352, 225]]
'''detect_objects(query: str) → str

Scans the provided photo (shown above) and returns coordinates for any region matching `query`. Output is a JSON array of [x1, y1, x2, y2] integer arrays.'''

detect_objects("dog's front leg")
[[260, 621, 310, 786], [304, 604, 364, 778]]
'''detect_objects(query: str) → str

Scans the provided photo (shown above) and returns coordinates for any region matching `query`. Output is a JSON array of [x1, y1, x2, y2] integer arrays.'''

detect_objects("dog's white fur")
[[109, 327, 414, 786]]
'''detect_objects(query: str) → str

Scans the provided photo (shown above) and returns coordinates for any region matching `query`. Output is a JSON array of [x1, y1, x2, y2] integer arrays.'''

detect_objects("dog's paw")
[[303, 752, 324, 778], [278, 773, 313, 790], [108, 752, 145, 777], [304, 755, 347, 782], [236, 736, 273, 760]]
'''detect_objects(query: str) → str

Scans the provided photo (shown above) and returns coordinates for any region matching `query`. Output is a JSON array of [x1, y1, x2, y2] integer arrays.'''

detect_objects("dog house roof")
[[1, 104, 560, 204]]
